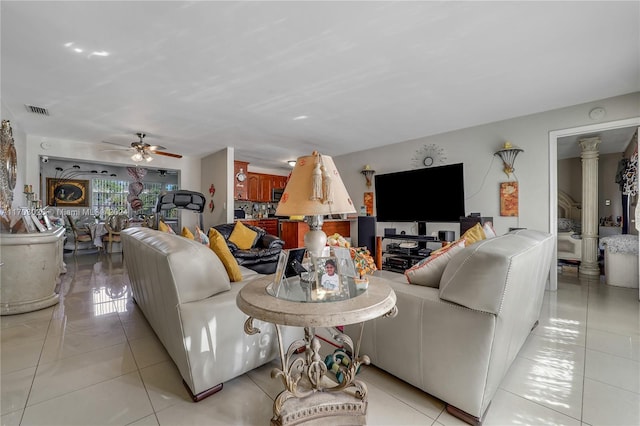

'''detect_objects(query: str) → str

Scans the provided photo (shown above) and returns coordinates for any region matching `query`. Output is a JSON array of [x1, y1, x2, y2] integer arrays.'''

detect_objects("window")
[[92, 178, 179, 219], [92, 179, 128, 218]]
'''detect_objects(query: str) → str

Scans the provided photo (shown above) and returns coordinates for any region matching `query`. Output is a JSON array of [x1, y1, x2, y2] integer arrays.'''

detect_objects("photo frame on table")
[[313, 255, 343, 296], [47, 178, 90, 207], [271, 248, 309, 298], [31, 213, 47, 232], [332, 246, 357, 278], [21, 209, 36, 233], [42, 212, 53, 230]]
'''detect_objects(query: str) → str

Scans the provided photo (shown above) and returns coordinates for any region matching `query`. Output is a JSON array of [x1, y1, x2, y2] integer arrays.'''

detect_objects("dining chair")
[[66, 215, 94, 254], [102, 214, 130, 254]]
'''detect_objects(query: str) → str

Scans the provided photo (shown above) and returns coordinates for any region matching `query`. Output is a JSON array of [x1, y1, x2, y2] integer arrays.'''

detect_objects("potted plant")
[[350, 246, 377, 290]]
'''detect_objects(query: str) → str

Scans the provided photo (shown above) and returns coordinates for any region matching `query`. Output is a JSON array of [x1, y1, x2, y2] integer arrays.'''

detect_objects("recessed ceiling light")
[[293, 115, 308, 121], [64, 42, 74, 47], [73, 48, 83, 53], [287, 160, 297, 167], [89, 51, 110, 57]]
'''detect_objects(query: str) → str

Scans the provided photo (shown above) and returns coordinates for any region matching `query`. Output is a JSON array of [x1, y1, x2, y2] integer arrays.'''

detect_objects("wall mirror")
[[0, 120, 16, 217]]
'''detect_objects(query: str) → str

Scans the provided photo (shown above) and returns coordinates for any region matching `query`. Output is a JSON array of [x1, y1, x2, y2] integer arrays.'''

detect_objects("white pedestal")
[[605, 251, 639, 288]]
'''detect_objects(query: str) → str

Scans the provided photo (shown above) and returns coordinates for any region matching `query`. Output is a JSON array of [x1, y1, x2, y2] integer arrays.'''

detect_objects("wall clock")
[[236, 169, 247, 182], [412, 144, 446, 168]]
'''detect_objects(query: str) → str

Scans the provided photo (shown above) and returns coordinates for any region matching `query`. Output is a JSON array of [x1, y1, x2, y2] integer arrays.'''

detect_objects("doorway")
[[548, 117, 640, 291]]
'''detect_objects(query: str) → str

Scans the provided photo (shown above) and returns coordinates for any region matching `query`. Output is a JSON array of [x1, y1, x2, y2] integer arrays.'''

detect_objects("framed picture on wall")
[[500, 181, 519, 216], [47, 178, 89, 207]]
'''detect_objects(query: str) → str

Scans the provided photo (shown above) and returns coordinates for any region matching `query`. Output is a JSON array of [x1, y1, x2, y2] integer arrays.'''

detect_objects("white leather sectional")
[[344, 229, 554, 425], [121, 227, 301, 401]]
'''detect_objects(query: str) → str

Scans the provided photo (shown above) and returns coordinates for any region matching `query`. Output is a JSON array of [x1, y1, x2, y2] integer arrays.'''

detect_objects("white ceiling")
[[2, 1, 639, 169]]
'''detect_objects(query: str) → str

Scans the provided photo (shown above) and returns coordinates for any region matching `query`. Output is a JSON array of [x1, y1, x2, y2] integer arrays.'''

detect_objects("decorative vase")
[[354, 276, 369, 291]]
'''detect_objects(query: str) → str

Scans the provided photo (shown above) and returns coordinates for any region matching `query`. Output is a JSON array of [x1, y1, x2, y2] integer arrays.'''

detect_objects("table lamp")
[[276, 151, 356, 256]]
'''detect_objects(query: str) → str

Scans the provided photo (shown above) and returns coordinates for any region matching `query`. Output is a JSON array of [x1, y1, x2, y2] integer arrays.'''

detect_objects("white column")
[[579, 137, 601, 277]]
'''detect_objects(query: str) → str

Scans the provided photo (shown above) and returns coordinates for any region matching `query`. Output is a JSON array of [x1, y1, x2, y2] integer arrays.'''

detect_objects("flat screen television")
[[374, 163, 465, 222]]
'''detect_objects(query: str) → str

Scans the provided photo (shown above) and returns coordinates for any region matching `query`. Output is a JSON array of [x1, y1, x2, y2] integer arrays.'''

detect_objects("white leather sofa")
[[345, 229, 554, 425], [121, 227, 301, 401]]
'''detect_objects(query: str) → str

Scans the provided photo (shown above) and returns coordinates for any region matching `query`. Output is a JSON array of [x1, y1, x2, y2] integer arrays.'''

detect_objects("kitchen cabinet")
[[280, 220, 351, 249], [233, 161, 288, 202], [239, 218, 279, 236], [247, 173, 260, 201]]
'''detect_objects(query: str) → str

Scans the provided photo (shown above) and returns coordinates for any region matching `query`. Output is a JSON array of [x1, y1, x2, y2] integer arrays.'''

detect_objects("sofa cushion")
[[194, 226, 209, 245], [228, 221, 259, 250], [121, 227, 231, 304], [483, 221, 497, 238], [209, 228, 243, 282], [439, 233, 552, 314], [159, 220, 176, 234], [405, 239, 465, 287], [181, 226, 195, 240], [461, 222, 486, 245]]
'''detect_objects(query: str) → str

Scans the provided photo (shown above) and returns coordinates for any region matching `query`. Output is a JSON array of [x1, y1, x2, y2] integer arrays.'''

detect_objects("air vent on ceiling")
[[25, 104, 50, 116]]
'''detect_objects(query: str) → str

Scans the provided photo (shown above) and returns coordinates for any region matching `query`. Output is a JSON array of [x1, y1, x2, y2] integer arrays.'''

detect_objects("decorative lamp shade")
[[276, 152, 356, 217]]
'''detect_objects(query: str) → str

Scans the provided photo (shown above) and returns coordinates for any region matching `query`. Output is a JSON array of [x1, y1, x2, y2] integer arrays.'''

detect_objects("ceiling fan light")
[[131, 152, 143, 162], [144, 154, 153, 162]]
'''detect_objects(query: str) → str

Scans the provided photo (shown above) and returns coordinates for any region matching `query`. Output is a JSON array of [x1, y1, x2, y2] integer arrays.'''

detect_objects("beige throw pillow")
[[404, 239, 465, 287]]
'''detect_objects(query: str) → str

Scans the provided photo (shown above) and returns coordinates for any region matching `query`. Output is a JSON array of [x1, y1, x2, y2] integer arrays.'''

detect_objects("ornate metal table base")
[[245, 319, 373, 426]]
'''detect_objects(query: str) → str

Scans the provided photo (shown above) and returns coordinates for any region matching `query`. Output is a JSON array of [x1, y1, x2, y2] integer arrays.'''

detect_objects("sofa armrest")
[[259, 234, 284, 249]]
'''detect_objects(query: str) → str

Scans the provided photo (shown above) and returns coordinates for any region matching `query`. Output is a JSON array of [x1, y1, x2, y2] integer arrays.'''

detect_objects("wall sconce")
[[361, 165, 376, 187], [494, 142, 523, 177]]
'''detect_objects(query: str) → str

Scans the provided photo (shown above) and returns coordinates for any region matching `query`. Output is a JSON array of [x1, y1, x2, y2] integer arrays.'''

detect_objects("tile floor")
[[1, 253, 638, 426]]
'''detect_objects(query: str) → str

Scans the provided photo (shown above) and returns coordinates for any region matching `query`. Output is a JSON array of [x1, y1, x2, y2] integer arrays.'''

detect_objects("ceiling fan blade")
[[147, 145, 167, 151], [153, 151, 183, 159]]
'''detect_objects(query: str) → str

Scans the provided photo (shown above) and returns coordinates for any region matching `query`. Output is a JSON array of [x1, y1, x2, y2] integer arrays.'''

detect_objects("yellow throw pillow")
[[181, 226, 195, 240], [158, 220, 176, 234], [208, 228, 243, 282], [228, 221, 258, 250], [461, 222, 486, 246]]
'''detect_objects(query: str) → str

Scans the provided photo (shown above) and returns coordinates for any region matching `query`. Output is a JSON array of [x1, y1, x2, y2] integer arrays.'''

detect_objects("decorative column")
[[579, 137, 601, 277]]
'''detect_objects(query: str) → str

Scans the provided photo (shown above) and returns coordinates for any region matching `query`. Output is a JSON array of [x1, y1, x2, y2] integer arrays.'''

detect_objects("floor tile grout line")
[[19, 294, 58, 426], [579, 275, 594, 425], [498, 387, 583, 423]]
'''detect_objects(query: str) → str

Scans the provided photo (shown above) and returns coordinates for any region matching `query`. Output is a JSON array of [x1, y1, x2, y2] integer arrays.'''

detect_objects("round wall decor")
[[412, 144, 446, 168]]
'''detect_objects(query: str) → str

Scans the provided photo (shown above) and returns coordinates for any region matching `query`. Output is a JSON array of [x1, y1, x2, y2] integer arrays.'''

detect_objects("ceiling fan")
[[103, 132, 183, 163]]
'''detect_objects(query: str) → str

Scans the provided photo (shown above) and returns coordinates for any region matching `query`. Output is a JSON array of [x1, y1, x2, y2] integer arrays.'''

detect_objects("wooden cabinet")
[[259, 175, 272, 202], [280, 220, 351, 249], [234, 161, 288, 202], [238, 219, 279, 236], [247, 173, 260, 201], [272, 175, 288, 190]]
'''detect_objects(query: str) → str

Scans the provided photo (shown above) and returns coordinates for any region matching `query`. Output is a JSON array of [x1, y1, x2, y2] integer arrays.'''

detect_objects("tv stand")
[[376, 234, 440, 273]]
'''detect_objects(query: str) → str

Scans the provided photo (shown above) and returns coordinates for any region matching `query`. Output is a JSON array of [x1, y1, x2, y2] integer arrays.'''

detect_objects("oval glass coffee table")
[[237, 274, 397, 426]]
